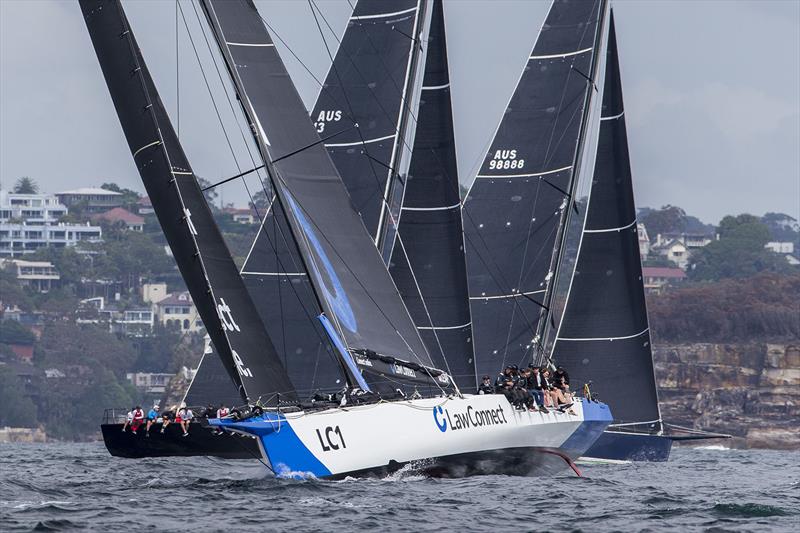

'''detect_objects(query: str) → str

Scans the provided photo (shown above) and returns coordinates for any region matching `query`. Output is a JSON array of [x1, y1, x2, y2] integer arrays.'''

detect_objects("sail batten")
[[551, 12, 661, 428]]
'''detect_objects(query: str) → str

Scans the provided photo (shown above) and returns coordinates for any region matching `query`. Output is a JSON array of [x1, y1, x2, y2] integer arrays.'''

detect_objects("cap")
[[482, 375, 490, 380]]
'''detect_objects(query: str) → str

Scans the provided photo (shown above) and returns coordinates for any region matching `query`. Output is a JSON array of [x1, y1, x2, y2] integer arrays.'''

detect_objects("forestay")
[[551, 13, 661, 429], [200, 0, 453, 395], [80, 0, 297, 406], [463, 0, 606, 379]]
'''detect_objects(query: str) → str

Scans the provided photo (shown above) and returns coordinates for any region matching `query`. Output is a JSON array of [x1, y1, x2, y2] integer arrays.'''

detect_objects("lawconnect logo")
[[433, 404, 508, 433]]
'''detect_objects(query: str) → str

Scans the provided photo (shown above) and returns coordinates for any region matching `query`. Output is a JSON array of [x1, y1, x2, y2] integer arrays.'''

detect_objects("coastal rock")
[[654, 343, 799, 450]]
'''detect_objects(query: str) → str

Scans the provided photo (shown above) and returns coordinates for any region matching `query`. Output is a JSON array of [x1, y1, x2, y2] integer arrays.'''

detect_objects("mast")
[[551, 11, 662, 431], [388, 0, 476, 390], [199, 0, 455, 397], [463, 0, 607, 380], [537, 0, 610, 360], [79, 0, 296, 406]]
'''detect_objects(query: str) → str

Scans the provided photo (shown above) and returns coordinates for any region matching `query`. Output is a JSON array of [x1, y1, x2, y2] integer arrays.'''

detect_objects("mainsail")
[[200, 0, 453, 395], [551, 12, 661, 429], [80, 0, 296, 405], [463, 0, 607, 379], [387, 0, 476, 390], [312, 0, 428, 261]]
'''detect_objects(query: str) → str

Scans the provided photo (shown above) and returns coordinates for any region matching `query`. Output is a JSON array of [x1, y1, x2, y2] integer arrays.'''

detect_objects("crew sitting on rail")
[[477, 375, 494, 395], [179, 405, 194, 437], [542, 368, 575, 414], [130, 405, 145, 434], [121, 407, 134, 433], [145, 404, 159, 437], [526, 365, 549, 413], [160, 406, 175, 433]]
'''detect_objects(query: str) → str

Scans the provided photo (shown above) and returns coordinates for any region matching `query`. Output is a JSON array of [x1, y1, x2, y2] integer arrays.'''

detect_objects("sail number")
[[314, 110, 342, 133], [316, 425, 346, 452], [489, 149, 524, 170]]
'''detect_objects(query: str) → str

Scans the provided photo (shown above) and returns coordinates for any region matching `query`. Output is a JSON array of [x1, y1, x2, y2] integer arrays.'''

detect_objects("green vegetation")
[[0, 365, 38, 427], [689, 214, 791, 281], [648, 272, 800, 343], [12, 176, 39, 194]]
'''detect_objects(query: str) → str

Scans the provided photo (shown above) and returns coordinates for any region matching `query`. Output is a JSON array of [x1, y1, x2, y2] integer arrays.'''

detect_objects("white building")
[[0, 259, 60, 292], [0, 190, 103, 257], [0, 191, 67, 224], [154, 292, 202, 332], [126, 372, 174, 394], [55, 187, 122, 213], [765, 242, 794, 254], [637, 223, 650, 260]]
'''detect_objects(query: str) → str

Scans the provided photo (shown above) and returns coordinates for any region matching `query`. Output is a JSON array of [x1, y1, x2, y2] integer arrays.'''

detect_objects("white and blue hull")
[[211, 395, 612, 479]]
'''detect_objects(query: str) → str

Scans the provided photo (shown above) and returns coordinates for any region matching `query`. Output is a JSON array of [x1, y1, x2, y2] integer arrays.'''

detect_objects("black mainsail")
[[463, 0, 607, 379], [551, 13, 661, 430], [312, 0, 427, 261], [200, 0, 453, 395], [387, 0, 475, 390], [183, 338, 244, 408], [80, 0, 296, 405]]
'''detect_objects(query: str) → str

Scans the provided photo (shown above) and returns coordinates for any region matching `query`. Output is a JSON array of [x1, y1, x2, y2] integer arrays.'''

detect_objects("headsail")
[[463, 0, 607, 379], [551, 12, 661, 430], [387, 0, 476, 390], [312, 0, 428, 261], [200, 0, 453, 395], [183, 337, 244, 408], [80, 0, 296, 405]]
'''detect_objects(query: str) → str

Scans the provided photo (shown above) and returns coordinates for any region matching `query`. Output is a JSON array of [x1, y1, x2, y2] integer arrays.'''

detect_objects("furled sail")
[[387, 0, 476, 390], [200, 0, 453, 395], [312, 0, 427, 261], [80, 0, 297, 405], [463, 0, 607, 379], [551, 12, 662, 429]]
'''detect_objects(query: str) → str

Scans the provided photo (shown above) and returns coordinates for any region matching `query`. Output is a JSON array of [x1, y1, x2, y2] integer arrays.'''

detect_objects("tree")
[[689, 214, 790, 281], [0, 366, 38, 427], [101, 182, 141, 210], [640, 205, 688, 240], [12, 176, 39, 194], [0, 320, 36, 345], [196, 176, 219, 210]]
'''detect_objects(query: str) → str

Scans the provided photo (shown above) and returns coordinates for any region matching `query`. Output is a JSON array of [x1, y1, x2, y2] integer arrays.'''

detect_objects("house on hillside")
[[137, 196, 154, 215], [642, 266, 687, 295], [153, 292, 202, 332], [637, 223, 650, 260], [223, 206, 257, 224], [55, 187, 122, 213], [91, 207, 145, 231], [0, 259, 60, 292]]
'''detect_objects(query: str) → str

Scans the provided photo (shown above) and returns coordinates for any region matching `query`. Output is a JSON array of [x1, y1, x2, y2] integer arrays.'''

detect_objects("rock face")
[[654, 343, 799, 450]]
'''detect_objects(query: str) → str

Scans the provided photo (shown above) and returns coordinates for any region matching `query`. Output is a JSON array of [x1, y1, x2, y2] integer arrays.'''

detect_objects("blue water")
[[0, 443, 797, 532]]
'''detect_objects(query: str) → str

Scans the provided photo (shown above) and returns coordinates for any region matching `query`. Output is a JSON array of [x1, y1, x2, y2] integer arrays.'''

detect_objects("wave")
[[713, 502, 791, 517]]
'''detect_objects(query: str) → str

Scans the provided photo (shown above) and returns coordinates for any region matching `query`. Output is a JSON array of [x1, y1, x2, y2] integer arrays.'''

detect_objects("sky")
[[1, 0, 798, 225]]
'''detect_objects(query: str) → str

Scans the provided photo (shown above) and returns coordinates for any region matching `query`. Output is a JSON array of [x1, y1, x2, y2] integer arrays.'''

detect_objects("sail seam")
[[417, 321, 471, 331], [350, 7, 417, 21], [530, 47, 592, 60], [583, 219, 636, 233], [402, 203, 460, 212], [600, 110, 624, 121], [241, 271, 307, 276], [421, 82, 450, 90], [557, 327, 649, 342], [226, 41, 274, 47], [470, 289, 545, 301], [325, 133, 395, 148], [476, 164, 572, 179], [132, 140, 161, 158]]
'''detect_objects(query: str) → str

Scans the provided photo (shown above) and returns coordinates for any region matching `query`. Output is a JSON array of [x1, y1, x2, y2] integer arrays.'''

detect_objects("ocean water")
[[0, 443, 797, 532]]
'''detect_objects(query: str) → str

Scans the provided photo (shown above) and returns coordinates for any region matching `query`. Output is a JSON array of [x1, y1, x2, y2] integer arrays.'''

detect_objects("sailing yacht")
[[84, 0, 611, 478]]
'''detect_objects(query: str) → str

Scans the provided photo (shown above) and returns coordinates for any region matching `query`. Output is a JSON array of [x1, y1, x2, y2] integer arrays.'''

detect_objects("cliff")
[[654, 343, 799, 450]]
